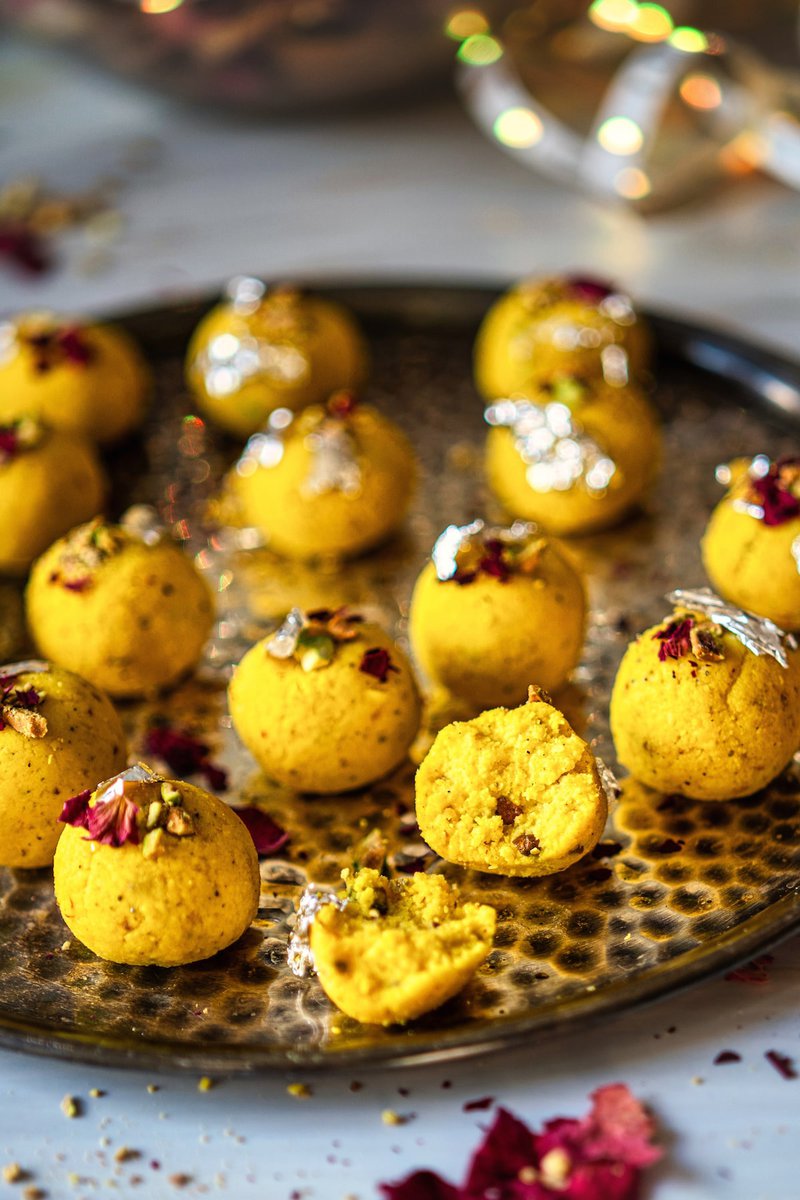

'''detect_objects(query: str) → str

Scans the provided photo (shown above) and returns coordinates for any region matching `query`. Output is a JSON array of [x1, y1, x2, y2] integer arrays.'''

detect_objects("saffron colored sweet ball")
[[474, 274, 652, 399], [702, 455, 800, 630], [228, 607, 421, 793], [408, 520, 586, 710], [610, 589, 800, 801], [229, 391, 416, 559], [0, 419, 106, 575], [26, 512, 214, 698], [186, 277, 369, 438], [485, 374, 661, 535], [54, 766, 259, 966], [415, 687, 608, 877], [0, 661, 127, 868], [302, 867, 496, 1025], [0, 313, 150, 444]]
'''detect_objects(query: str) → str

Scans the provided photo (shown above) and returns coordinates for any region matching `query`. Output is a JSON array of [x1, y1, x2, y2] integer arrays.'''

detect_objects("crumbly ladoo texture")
[[0, 430, 106, 575], [0, 318, 150, 444], [610, 616, 800, 800], [702, 476, 800, 630], [231, 403, 416, 559], [409, 544, 585, 709], [486, 381, 661, 536], [0, 665, 127, 868], [415, 692, 607, 876], [474, 277, 651, 399], [309, 868, 496, 1025], [228, 622, 421, 793], [54, 780, 259, 966], [186, 291, 369, 438], [26, 523, 214, 697]]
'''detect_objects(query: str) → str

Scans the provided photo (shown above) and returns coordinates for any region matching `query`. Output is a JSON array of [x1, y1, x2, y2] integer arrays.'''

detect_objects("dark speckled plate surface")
[[1, 283, 799, 1074]]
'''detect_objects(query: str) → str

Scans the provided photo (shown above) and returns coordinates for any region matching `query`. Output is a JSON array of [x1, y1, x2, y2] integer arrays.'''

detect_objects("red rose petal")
[[359, 648, 398, 684], [379, 1171, 460, 1200], [463, 1096, 495, 1112], [564, 276, 615, 304], [233, 807, 289, 856], [145, 723, 228, 792], [749, 459, 800, 527], [714, 1051, 741, 1065], [59, 789, 92, 827], [653, 618, 694, 663], [724, 954, 774, 984], [0, 221, 51, 276], [765, 1050, 797, 1080]]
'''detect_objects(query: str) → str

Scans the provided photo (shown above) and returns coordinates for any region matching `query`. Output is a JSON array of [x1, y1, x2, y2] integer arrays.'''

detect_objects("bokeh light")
[[679, 73, 722, 110], [614, 167, 651, 198], [457, 33, 503, 65], [140, 0, 183, 13], [669, 26, 709, 53], [628, 3, 673, 42], [445, 9, 489, 41], [588, 0, 639, 32], [597, 116, 644, 155], [493, 107, 544, 148]]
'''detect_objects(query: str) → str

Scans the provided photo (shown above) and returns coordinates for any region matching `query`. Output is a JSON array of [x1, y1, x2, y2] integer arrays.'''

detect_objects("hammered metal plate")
[[1, 283, 799, 1074]]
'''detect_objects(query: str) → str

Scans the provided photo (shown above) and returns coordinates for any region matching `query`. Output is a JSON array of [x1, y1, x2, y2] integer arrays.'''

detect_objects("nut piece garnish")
[[690, 625, 724, 663], [60, 1094, 81, 1119], [197, 1076, 215, 1093], [2, 1163, 27, 1183], [286, 1082, 312, 1099], [513, 833, 541, 856], [495, 796, 523, 825]]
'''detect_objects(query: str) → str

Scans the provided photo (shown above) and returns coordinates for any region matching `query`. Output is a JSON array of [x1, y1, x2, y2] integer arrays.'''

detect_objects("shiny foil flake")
[[95, 762, 160, 805], [431, 518, 536, 582], [0, 659, 48, 678], [792, 535, 800, 576], [235, 407, 294, 476], [120, 504, 165, 546], [266, 608, 306, 659], [302, 421, 361, 497], [667, 588, 797, 669], [485, 398, 616, 495], [595, 757, 621, 807], [287, 884, 348, 978]]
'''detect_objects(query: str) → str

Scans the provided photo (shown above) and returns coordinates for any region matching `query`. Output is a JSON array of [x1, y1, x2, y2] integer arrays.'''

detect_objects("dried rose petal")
[[463, 1096, 495, 1112], [748, 459, 800, 527], [0, 428, 19, 462], [327, 390, 359, 419], [714, 1050, 741, 1065], [233, 807, 289, 857], [57, 326, 94, 366], [62, 577, 92, 593], [380, 1171, 460, 1200], [382, 1085, 661, 1200], [564, 276, 615, 304], [765, 1050, 797, 1080], [478, 539, 511, 583], [724, 954, 774, 984], [84, 792, 141, 847], [0, 222, 51, 276], [145, 723, 228, 793], [59, 789, 92, 826], [359, 648, 398, 684], [653, 618, 694, 662]]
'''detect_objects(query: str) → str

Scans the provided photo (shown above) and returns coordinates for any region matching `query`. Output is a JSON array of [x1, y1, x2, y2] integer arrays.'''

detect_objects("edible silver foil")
[[121, 504, 165, 545], [235, 407, 294, 476], [266, 608, 305, 659], [94, 763, 160, 806], [595, 757, 621, 807], [287, 884, 348, 978], [302, 422, 361, 497], [0, 660, 48, 677], [667, 587, 796, 669], [485, 398, 616, 495], [431, 518, 536, 582]]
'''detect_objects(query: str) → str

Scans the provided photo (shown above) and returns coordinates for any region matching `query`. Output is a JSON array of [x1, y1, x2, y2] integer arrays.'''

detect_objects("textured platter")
[[1, 282, 799, 1074]]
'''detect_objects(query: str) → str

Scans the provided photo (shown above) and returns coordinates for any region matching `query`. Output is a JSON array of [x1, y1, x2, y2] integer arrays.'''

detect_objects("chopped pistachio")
[[197, 1076, 215, 1093], [297, 632, 336, 672], [141, 828, 165, 860], [160, 782, 181, 806], [2, 1163, 26, 1183], [166, 808, 194, 837], [146, 801, 163, 830], [381, 1109, 406, 1126]]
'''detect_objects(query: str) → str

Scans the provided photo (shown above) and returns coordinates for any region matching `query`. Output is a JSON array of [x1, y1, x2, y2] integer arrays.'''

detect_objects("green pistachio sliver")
[[142, 828, 165, 860], [166, 807, 194, 837], [146, 800, 163, 830], [160, 782, 181, 806], [296, 632, 335, 672]]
